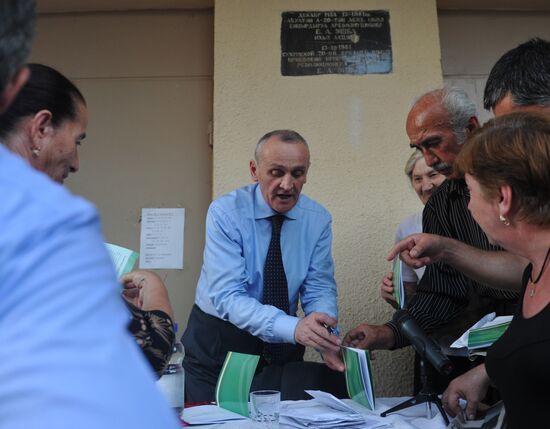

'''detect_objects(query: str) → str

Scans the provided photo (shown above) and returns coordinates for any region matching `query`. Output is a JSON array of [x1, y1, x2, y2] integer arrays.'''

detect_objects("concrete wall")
[[439, 10, 550, 124], [213, 0, 443, 396]]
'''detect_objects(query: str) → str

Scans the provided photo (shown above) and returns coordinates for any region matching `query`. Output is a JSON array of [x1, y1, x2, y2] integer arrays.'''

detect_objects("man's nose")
[[70, 151, 80, 173], [279, 174, 293, 191], [421, 150, 439, 167]]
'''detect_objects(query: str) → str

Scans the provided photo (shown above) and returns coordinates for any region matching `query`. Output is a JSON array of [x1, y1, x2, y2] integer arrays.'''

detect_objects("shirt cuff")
[[273, 314, 299, 344], [384, 320, 409, 350]]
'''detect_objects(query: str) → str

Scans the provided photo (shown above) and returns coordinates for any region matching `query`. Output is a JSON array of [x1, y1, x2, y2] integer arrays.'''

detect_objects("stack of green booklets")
[[342, 346, 375, 410], [212, 348, 376, 416]]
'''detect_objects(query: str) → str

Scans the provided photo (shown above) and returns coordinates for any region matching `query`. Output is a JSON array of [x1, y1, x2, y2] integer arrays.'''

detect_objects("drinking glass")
[[250, 390, 280, 428]]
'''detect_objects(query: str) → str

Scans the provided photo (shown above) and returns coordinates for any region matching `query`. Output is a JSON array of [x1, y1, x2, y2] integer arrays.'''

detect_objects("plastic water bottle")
[[156, 324, 185, 415]]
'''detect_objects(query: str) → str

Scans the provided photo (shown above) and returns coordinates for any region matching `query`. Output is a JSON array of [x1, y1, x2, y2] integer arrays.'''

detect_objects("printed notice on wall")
[[281, 10, 392, 76], [139, 208, 185, 269]]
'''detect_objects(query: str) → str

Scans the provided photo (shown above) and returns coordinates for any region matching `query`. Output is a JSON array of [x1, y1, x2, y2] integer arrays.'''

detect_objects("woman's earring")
[[31, 148, 40, 158], [499, 215, 510, 226]]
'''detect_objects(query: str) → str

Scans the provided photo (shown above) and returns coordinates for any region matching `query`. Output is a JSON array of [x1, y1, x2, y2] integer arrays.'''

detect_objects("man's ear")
[[466, 116, 480, 133], [29, 110, 54, 148], [0, 67, 29, 114], [250, 159, 259, 182], [498, 184, 513, 218]]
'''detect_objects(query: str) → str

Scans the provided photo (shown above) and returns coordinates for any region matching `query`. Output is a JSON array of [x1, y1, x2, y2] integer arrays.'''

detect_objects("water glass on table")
[[250, 390, 280, 428]]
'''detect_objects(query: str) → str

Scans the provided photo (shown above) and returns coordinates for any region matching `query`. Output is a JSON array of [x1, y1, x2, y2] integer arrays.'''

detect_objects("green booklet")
[[467, 319, 512, 349], [392, 257, 405, 309], [342, 346, 375, 410], [215, 351, 259, 417], [105, 243, 139, 278], [450, 314, 513, 353]]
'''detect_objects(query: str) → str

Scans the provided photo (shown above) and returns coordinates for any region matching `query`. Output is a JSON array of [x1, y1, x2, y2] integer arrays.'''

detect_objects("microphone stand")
[[380, 345, 450, 425]]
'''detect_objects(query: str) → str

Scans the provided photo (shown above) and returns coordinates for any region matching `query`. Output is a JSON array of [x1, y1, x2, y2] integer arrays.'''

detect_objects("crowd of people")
[[1, 1, 549, 428]]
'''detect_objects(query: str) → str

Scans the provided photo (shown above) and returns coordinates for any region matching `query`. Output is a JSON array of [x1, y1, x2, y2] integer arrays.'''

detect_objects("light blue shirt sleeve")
[[297, 219, 338, 317], [0, 148, 179, 429], [195, 184, 338, 344]]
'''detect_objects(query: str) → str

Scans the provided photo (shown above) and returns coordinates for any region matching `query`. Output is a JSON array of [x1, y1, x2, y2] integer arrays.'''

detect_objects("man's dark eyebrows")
[[416, 136, 442, 148]]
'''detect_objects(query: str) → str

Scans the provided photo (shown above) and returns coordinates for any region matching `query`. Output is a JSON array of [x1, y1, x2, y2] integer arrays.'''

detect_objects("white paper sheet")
[[182, 404, 247, 425], [139, 208, 185, 269]]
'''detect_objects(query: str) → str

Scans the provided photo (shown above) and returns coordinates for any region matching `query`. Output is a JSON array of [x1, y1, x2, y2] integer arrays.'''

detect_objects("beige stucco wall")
[[213, 0, 442, 396], [30, 10, 214, 333]]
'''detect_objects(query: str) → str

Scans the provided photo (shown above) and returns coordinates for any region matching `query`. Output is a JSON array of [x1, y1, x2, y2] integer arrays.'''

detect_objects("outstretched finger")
[[386, 237, 416, 261]]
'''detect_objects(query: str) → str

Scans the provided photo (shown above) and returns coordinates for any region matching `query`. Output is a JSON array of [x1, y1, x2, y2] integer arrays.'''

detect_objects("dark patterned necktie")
[[262, 215, 292, 365]]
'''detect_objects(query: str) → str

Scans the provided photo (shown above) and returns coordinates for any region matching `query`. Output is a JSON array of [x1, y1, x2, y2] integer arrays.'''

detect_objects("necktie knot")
[[271, 214, 285, 231]]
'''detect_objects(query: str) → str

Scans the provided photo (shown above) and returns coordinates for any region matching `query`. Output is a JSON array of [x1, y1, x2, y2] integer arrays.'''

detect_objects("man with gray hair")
[[343, 87, 518, 392], [0, 1, 179, 428], [389, 38, 550, 290]]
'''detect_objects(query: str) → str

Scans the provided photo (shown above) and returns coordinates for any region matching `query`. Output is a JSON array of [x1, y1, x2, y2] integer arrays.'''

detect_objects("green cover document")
[[215, 351, 259, 417], [392, 257, 405, 309], [342, 346, 375, 410], [450, 313, 513, 352], [468, 319, 511, 349]]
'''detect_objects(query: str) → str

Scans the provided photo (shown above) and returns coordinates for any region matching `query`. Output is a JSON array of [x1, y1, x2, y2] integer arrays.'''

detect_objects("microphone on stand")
[[393, 309, 454, 375]]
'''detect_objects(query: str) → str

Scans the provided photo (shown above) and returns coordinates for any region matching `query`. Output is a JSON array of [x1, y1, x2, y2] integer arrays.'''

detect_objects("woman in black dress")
[[442, 112, 550, 428]]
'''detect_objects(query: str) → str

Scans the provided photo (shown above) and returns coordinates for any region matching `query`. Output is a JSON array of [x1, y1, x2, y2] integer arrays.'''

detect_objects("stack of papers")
[[279, 391, 389, 429], [451, 313, 513, 353]]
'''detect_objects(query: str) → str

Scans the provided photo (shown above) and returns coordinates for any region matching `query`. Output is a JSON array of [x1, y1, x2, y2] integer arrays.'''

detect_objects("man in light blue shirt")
[[0, 2, 179, 428], [183, 130, 345, 401]]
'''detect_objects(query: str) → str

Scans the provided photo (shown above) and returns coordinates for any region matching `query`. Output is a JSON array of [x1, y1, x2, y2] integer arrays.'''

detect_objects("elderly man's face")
[[250, 136, 309, 213], [406, 98, 462, 177]]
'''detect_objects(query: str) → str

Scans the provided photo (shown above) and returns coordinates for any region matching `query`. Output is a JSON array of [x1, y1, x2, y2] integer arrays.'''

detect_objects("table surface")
[[181, 397, 450, 429]]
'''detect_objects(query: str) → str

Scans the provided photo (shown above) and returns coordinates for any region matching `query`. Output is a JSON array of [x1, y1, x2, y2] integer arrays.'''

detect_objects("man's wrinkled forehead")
[[408, 103, 451, 140], [257, 138, 309, 164]]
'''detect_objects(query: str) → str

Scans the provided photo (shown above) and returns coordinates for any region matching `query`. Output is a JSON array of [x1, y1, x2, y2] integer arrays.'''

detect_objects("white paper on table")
[[181, 404, 247, 425], [297, 391, 389, 428], [450, 313, 513, 349], [139, 208, 185, 269], [305, 390, 357, 413]]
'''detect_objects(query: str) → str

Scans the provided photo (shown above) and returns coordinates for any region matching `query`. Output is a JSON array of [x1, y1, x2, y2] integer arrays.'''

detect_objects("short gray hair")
[[254, 129, 309, 163], [441, 87, 477, 145], [412, 87, 477, 146]]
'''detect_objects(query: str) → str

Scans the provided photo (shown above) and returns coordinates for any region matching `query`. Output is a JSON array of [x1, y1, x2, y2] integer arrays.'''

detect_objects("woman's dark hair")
[[0, 63, 85, 140]]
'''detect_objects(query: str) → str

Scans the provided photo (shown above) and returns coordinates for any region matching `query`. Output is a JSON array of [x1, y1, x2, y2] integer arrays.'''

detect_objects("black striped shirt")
[[386, 179, 519, 349]]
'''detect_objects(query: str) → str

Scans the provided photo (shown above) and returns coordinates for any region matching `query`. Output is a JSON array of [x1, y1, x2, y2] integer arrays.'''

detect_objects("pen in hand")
[[322, 322, 337, 336]]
